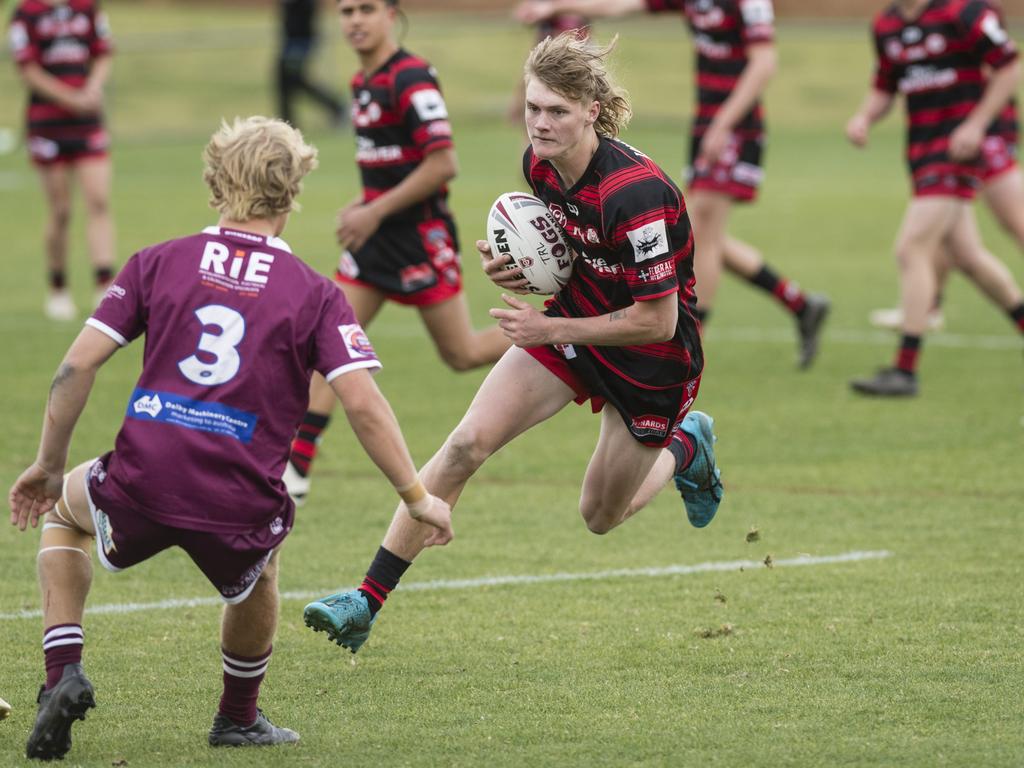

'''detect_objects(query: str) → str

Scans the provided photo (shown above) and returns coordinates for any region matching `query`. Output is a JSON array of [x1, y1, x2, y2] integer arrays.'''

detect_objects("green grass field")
[[2, 4, 1023, 766]]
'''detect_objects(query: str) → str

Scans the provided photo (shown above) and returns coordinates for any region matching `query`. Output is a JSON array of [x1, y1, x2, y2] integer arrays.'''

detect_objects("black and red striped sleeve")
[[872, 19, 899, 93], [959, 0, 1018, 70], [8, 6, 39, 67], [739, 0, 775, 45], [395, 62, 453, 156], [89, 2, 113, 58]]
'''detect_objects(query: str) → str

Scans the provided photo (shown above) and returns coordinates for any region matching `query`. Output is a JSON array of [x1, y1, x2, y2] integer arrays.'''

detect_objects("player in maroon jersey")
[[283, 0, 509, 505], [869, 1, 1024, 333], [847, 0, 1024, 396], [302, 33, 723, 654], [519, 0, 831, 369], [7, 117, 452, 759], [9, 0, 116, 321]]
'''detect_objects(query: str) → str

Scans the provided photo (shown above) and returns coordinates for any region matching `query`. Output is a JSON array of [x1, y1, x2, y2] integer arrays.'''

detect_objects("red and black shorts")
[[83, 453, 292, 604], [910, 158, 983, 200], [335, 216, 462, 307], [687, 129, 764, 203], [28, 128, 109, 167], [526, 344, 702, 448], [978, 135, 1018, 184]]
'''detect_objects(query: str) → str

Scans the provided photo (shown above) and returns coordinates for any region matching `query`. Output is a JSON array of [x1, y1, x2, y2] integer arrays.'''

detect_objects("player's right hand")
[[405, 494, 454, 547], [845, 114, 870, 147], [477, 239, 531, 294], [9, 463, 64, 531]]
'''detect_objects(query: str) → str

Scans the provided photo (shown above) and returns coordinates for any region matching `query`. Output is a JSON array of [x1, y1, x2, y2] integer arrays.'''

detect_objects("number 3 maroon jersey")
[[87, 227, 381, 535], [524, 137, 703, 390]]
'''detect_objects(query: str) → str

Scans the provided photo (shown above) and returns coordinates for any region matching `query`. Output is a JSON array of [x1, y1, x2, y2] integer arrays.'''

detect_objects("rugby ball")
[[486, 191, 573, 295]]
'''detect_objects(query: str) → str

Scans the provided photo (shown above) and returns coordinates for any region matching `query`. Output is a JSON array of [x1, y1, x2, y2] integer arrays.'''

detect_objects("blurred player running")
[[7, 117, 451, 761], [869, 0, 1024, 333], [847, 0, 1024, 396], [303, 33, 723, 654], [9, 0, 116, 320], [284, 0, 509, 506], [520, 0, 831, 369]]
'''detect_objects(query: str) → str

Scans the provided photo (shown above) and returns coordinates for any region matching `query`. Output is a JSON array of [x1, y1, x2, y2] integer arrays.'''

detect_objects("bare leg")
[[222, 553, 279, 657], [418, 292, 510, 371], [687, 191, 732, 316], [945, 204, 1024, 310], [894, 198, 960, 336], [36, 164, 73, 287], [721, 235, 764, 278], [75, 158, 115, 277], [381, 346, 574, 560], [982, 168, 1024, 252]]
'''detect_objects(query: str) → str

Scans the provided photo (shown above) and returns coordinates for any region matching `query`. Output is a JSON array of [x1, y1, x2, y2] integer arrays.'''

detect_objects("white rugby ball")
[[486, 191, 573, 295]]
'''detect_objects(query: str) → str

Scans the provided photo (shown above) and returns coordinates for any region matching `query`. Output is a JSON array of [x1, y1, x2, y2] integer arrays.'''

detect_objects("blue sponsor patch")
[[126, 387, 258, 444]]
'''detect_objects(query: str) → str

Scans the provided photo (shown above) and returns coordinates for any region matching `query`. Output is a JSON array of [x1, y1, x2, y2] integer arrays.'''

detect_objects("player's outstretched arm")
[[516, 0, 644, 25], [9, 327, 119, 531], [329, 370, 453, 545]]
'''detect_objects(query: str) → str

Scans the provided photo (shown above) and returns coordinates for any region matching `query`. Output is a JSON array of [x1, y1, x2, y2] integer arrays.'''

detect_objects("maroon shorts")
[[526, 344, 702, 448], [28, 129, 109, 167], [978, 135, 1018, 184], [83, 455, 286, 604], [688, 130, 763, 203], [335, 217, 462, 307]]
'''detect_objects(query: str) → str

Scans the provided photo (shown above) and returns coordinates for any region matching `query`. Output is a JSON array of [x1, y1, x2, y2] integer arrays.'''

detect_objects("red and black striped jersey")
[[872, 0, 1018, 180], [524, 137, 703, 388], [985, 0, 1018, 144], [8, 0, 112, 135], [645, 0, 775, 139], [349, 49, 454, 225]]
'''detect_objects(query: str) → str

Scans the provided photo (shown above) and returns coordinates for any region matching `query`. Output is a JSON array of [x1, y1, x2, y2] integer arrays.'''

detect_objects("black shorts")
[[526, 344, 702, 448], [335, 216, 462, 306]]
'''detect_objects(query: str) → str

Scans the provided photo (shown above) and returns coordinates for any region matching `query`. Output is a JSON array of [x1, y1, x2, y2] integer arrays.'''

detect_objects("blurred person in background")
[[847, 0, 1024, 396], [7, 116, 451, 760], [519, 0, 832, 369], [276, 0, 347, 130], [283, 0, 509, 506], [9, 0, 115, 321], [868, 0, 1024, 334]]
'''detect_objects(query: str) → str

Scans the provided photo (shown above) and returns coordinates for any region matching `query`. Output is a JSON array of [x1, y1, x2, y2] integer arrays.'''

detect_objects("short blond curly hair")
[[525, 32, 632, 139], [203, 116, 318, 221]]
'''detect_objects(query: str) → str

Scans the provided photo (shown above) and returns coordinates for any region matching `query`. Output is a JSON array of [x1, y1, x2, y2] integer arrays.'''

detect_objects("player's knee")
[[442, 426, 492, 477], [578, 500, 615, 535], [83, 194, 109, 218], [437, 346, 477, 372], [49, 206, 72, 231]]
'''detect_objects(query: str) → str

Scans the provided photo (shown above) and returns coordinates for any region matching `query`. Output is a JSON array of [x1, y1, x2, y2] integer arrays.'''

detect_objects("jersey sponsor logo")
[[356, 141, 403, 163], [630, 414, 670, 439], [693, 32, 731, 59], [198, 240, 274, 296], [583, 255, 624, 275], [352, 101, 383, 128], [400, 263, 437, 292], [338, 323, 375, 359], [980, 11, 1009, 46], [338, 250, 360, 279], [42, 38, 89, 66], [898, 65, 956, 94], [690, 2, 725, 30], [410, 88, 448, 121], [924, 33, 946, 55], [426, 120, 452, 138], [740, 0, 774, 26], [126, 387, 259, 444], [902, 26, 922, 44], [37, 11, 91, 38], [94, 508, 117, 555], [637, 259, 675, 283], [8, 21, 28, 52], [627, 220, 669, 263]]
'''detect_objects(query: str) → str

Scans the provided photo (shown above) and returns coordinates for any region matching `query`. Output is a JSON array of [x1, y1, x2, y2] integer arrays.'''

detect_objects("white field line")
[[0, 550, 892, 621], [705, 326, 1022, 351]]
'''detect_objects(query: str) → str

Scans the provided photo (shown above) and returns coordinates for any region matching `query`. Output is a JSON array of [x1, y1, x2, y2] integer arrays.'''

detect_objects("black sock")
[[1009, 302, 1024, 334], [49, 269, 66, 291], [358, 546, 411, 616]]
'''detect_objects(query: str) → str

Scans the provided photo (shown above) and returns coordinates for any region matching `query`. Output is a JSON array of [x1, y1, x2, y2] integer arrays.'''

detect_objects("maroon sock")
[[219, 646, 271, 726], [894, 335, 922, 374], [289, 412, 330, 476], [43, 624, 84, 689]]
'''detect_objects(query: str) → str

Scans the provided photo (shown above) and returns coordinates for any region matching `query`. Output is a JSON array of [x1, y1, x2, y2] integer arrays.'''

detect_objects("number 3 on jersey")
[[178, 304, 245, 385]]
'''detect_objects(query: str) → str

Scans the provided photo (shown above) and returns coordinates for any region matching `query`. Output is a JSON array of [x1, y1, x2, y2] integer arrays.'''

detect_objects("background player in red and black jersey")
[[9, 0, 115, 321], [847, 0, 1024, 396], [302, 33, 725, 655], [519, 0, 831, 369], [284, 0, 510, 504], [869, 0, 1024, 334]]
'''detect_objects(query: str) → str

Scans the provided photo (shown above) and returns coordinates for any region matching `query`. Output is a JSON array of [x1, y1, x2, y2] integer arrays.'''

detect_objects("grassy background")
[[1, 4, 1023, 766]]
